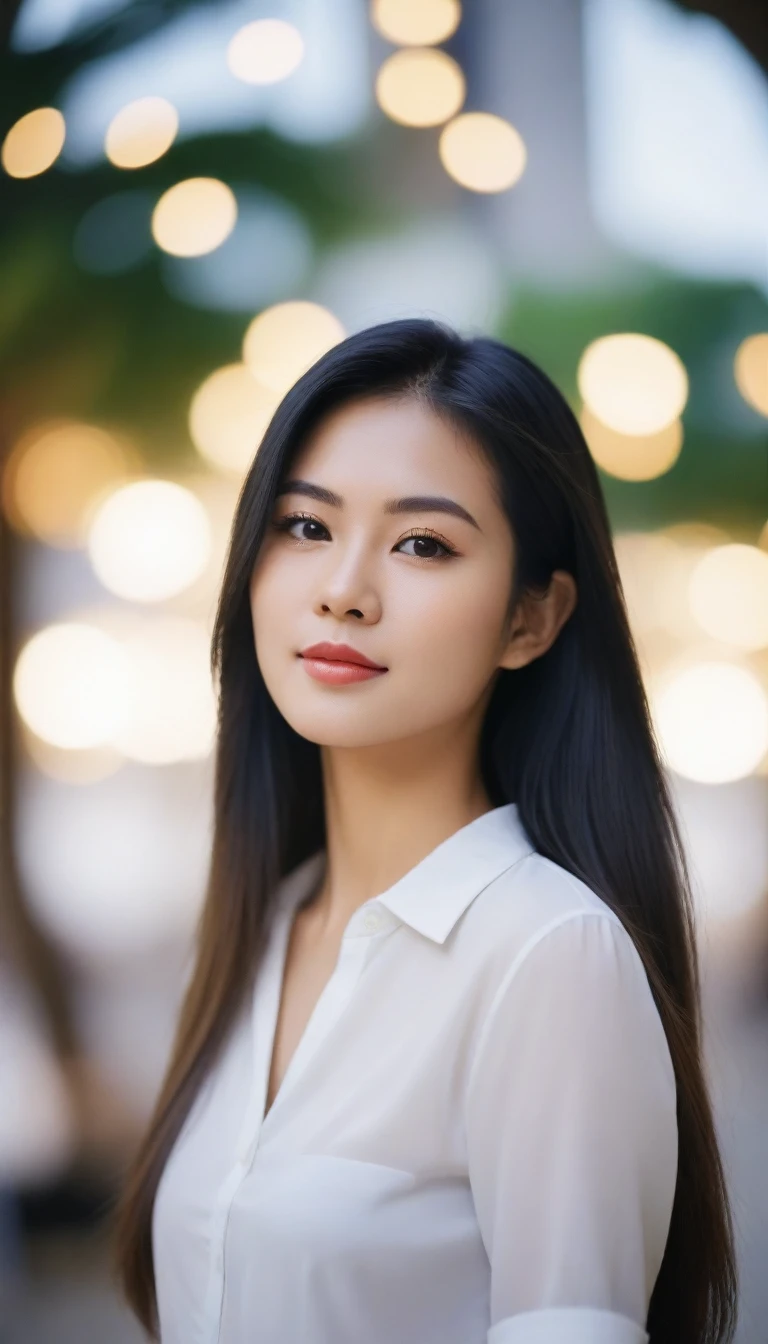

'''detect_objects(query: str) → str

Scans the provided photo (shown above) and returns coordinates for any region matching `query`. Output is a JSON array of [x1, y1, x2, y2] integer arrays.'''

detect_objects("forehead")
[[292, 395, 492, 495]]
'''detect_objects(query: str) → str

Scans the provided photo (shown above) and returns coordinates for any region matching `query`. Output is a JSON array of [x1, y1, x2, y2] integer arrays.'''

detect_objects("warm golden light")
[[2, 107, 65, 178], [371, 0, 461, 45], [734, 333, 768, 417], [189, 364, 282, 475], [114, 617, 216, 764], [183, 474, 241, 611], [580, 407, 683, 481], [652, 661, 768, 784], [227, 18, 304, 84], [375, 48, 465, 127], [14, 624, 129, 750], [22, 728, 123, 784], [578, 334, 688, 435], [614, 524, 732, 646], [242, 301, 345, 394], [662, 521, 731, 549], [613, 532, 682, 638], [105, 96, 178, 169], [438, 112, 526, 192], [1, 420, 138, 547], [87, 480, 212, 603], [151, 178, 237, 257], [689, 543, 768, 651]]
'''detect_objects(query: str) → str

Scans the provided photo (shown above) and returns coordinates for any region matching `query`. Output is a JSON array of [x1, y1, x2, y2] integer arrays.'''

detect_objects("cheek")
[[250, 549, 294, 632], [384, 580, 509, 725], [248, 566, 292, 681], [402, 570, 510, 666]]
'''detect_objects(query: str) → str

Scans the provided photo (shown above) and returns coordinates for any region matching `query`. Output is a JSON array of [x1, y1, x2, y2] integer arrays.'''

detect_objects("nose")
[[315, 541, 382, 623]]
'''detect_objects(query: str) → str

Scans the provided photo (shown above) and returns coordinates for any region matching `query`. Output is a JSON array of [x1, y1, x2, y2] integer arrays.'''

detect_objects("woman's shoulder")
[[455, 846, 644, 1000], [465, 844, 623, 940], [453, 849, 674, 1098]]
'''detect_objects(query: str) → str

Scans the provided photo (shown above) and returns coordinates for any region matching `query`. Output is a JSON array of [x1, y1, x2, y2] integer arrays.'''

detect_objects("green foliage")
[[1, 0, 765, 532], [500, 277, 768, 536]]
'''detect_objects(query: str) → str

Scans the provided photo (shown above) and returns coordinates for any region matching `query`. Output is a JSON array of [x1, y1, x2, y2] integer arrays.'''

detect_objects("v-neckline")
[[262, 900, 317, 1123], [258, 876, 340, 1129], [239, 863, 382, 1157]]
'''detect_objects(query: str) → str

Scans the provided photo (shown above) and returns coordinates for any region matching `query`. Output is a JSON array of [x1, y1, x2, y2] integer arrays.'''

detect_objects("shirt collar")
[[279, 803, 535, 946]]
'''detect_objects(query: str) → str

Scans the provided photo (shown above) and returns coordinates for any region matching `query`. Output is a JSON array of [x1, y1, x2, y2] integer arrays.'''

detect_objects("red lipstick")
[[299, 641, 388, 685]]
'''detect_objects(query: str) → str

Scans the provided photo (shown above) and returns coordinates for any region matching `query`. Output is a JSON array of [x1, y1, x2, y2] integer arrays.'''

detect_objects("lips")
[[299, 642, 387, 670]]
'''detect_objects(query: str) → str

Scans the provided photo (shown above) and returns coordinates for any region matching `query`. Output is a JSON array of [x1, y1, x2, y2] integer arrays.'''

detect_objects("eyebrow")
[[274, 479, 481, 531]]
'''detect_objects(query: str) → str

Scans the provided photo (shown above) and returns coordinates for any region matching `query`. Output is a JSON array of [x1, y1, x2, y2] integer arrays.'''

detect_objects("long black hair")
[[113, 317, 738, 1343]]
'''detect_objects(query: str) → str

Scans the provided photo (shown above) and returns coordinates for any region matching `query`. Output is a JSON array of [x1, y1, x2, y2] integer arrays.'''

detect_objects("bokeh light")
[[734, 333, 768, 416], [1, 107, 65, 178], [370, 0, 461, 46], [189, 364, 282, 475], [19, 769, 209, 961], [14, 623, 129, 750], [689, 543, 768, 650], [438, 112, 526, 192], [21, 727, 124, 785], [87, 480, 212, 603], [375, 48, 465, 127], [160, 186, 313, 313], [614, 530, 686, 638], [1, 420, 139, 546], [104, 96, 178, 169], [226, 19, 304, 84], [242, 301, 345, 394], [652, 661, 768, 783], [577, 333, 689, 435], [115, 617, 216, 764], [151, 178, 237, 257], [580, 406, 683, 481], [614, 524, 733, 658], [180, 473, 241, 615], [663, 520, 732, 549]]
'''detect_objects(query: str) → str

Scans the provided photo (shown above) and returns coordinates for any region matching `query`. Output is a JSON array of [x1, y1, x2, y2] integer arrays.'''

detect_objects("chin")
[[281, 706, 397, 750]]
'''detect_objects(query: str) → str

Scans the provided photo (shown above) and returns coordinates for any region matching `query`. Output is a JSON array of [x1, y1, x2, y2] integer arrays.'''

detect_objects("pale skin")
[[249, 394, 577, 1116]]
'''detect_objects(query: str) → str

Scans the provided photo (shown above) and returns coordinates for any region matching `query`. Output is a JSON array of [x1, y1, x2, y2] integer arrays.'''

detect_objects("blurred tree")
[[0, 0, 394, 1159], [1, 0, 765, 73]]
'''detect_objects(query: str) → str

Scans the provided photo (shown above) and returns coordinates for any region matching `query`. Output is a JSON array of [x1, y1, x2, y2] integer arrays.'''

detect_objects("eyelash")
[[271, 511, 459, 562]]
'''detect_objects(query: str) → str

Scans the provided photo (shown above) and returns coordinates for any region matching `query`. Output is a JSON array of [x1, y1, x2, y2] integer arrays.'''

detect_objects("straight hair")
[[112, 318, 738, 1343]]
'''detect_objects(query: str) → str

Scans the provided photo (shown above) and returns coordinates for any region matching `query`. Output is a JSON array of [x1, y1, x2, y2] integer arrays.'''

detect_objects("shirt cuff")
[[488, 1306, 649, 1344]]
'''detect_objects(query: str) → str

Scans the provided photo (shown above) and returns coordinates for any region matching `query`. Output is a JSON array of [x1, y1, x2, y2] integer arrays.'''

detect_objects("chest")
[[163, 903, 489, 1187]]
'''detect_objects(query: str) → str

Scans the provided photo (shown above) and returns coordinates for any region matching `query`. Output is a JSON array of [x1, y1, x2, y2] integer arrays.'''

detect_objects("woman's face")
[[249, 394, 520, 750]]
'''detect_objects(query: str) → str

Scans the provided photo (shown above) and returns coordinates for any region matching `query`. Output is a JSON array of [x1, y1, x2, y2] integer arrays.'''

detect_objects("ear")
[[499, 571, 578, 671]]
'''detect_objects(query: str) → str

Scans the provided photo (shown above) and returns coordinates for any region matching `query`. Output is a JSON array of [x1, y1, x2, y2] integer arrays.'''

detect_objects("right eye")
[[272, 512, 329, 545]]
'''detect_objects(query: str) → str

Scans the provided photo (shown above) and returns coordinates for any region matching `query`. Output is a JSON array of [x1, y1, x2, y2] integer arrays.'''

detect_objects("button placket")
[[206, 898, 395, 1344], [204, 906, 295, 1344]]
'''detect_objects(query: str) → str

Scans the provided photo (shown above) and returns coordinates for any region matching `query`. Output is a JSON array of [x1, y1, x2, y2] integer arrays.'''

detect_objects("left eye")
[[396, 534, 453, 560]]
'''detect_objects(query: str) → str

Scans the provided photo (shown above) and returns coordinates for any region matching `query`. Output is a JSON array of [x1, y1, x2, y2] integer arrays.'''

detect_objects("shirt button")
[[363, 909, 381, 933]]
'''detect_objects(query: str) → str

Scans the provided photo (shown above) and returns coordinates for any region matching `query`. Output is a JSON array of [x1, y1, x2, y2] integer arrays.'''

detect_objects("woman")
[[114, 318, 738, 1343]]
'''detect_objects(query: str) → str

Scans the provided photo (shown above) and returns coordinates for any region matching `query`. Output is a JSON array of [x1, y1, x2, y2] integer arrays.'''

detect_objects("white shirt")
[[152, 802, 678, 1344]]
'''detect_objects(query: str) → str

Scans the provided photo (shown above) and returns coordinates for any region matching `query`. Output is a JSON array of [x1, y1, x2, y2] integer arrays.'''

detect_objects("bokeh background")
[[1, 1, 767, 1340]]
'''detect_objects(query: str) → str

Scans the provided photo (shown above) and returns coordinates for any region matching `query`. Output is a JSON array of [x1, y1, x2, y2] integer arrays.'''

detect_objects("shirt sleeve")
[[464, 911, 678, 1344]]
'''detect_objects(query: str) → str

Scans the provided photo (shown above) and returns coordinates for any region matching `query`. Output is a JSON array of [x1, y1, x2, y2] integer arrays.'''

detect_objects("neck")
[[305, 720, 495, 938]]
